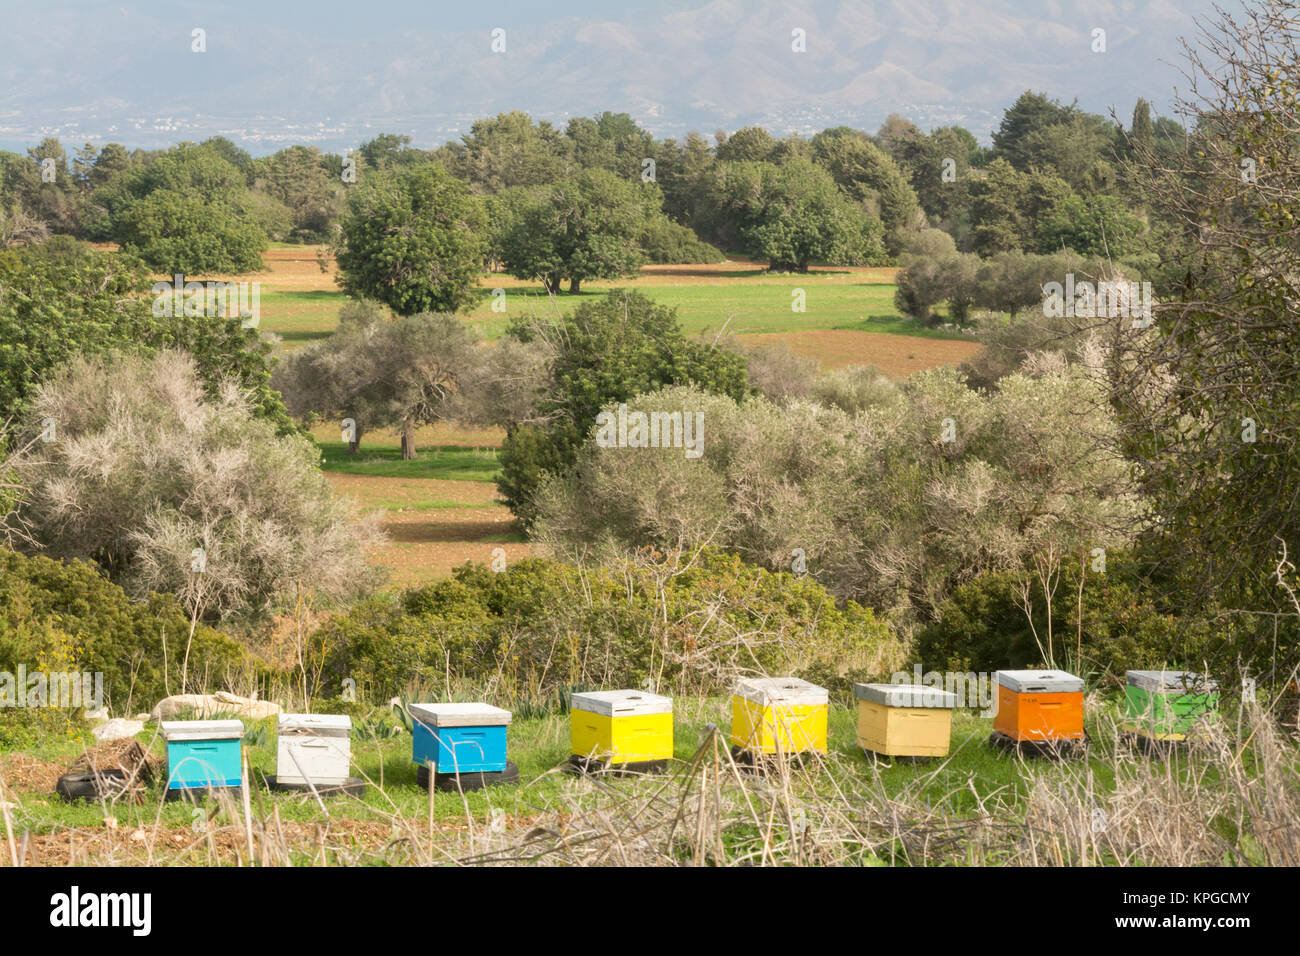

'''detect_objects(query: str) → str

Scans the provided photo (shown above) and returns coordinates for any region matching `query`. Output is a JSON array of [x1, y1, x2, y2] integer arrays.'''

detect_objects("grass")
[[246, 255, 969, 348], [6, 695, 1294, 866], [316, 441, 500, 483]]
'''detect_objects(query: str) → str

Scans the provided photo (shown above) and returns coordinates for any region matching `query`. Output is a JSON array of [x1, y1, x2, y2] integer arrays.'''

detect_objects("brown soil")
[[738, 328, 981, 377]]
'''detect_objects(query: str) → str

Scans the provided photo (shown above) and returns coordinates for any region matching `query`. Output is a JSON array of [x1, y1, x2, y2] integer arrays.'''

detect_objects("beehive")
[[276, 714, 352, 786], [855, 683, 958, 757], [730, 677, 828, 755], [410, 703, 511, 775], [570, 690, 673, 767], [161, 719, 243, 791], [994, 670, 1085, 742], [1124, 671, 1219, 740]]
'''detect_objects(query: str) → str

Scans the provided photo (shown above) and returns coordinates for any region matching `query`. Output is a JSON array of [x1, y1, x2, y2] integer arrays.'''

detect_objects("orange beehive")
[[994, 669, 1084, 742]]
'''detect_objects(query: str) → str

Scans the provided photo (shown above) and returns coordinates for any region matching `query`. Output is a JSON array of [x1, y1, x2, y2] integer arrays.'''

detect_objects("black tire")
[[56, 769, 127, 802], [163, 784, 241, 803], [567, 755, 668, 776], [265, 775, 368, 798], [418, 761, 520, 792]]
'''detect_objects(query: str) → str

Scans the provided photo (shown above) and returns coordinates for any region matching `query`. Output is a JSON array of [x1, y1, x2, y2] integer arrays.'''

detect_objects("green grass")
[[5, 697, 1220, 836], [316, 441, 500, 483], [256, 274, 971, 347]]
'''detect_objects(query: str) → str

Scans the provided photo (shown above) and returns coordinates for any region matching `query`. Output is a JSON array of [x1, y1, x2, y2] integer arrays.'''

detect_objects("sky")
[[0, 0, 1245, 155]]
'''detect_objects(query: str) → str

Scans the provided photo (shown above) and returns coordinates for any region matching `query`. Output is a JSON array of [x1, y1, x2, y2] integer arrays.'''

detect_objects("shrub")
[[637, 217, 725, 264], [0, 549, 266, 715], [914, 552, 1267, 689], [315, 550, 900, 702]]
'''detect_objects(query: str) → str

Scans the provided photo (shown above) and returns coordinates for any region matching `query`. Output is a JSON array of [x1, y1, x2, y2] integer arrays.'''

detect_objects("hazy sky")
[[0, 0, 1244, 154]]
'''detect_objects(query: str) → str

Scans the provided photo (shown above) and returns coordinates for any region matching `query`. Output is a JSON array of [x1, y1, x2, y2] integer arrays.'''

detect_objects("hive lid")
[[279, 713, 351, 737], [408, 702, 512, 727], [733, 677, 827, 707], [995, 669, 1084, 694], [854, 683, 958, 708], [571, 689, 672, 717], [1126, 670, 1218, 693], [160, 719, 244, 741]]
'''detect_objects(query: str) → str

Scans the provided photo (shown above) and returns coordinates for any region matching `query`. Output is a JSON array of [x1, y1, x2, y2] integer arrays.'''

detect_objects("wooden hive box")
[[730, 677, 828, 755], [855, 683, 958, 757]]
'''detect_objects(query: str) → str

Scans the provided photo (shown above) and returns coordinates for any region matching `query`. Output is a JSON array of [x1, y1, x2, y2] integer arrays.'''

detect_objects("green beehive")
[[1124, 671, 1219, 740]]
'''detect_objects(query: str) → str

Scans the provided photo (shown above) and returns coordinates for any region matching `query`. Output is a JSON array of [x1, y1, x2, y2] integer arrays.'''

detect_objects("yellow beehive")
[[855, 683, 957, 757], [730, 677, 828, 755], [570, 690, 673, 766]]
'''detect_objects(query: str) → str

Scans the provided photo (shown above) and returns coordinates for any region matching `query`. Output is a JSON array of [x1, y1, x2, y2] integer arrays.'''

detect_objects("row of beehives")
[[156, 669, 1221, 795]]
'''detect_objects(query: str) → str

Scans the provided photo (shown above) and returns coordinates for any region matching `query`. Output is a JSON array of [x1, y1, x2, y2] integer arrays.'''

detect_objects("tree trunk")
[[401, 417, 417, 460], [348, 439, 361, 454], [569, 277, 581, 294]]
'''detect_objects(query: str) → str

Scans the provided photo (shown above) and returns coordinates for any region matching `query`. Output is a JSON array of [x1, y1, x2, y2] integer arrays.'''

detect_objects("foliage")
[[94, 142, 268, 273], [9, 350, 380, 620], [495, 168, 649, 293], [496, 290, 748, 523], [0, 238, 291, 427], [316, 550, 898, 702], [0, 549, 263, 714], [335, 163, 487, 315]]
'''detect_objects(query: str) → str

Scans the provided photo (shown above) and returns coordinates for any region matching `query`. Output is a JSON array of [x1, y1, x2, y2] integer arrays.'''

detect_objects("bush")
[[637, 217, 725, 264], [10, 350, 380, 622], [315, 550, 900, 702], [914, 552, 1266, 689], [0, 549, 266, 715]]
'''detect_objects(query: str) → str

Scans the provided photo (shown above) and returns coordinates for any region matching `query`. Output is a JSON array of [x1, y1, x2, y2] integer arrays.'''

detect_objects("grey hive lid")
[[408, 702, 512, 727], [571, 689, 672, 717], [1126, 670, 1218, 693], [161, 719, 244, 741], [279, 713, 351, 737], [996, 669, 1084, 694], [854, 683, 958, 708], [733, 677, 827, 708]]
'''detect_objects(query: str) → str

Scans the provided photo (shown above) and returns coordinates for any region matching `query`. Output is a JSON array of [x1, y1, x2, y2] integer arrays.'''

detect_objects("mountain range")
[[0, 0, 1238, 154]]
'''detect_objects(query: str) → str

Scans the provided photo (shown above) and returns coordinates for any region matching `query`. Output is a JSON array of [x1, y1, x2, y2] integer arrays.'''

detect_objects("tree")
[[0, 238, 292, 428], [357, 133, 425, 171], [992, 91, 1077, 169], [95, 142, 268, 273], [334, 163, 487, 315], [716, 126, 778, 163], [496, 290, 748, 523], [249, 145, 346, 242], [9, 351, 380, 655], [966, 159, 1029, 256], [564, 111, 653, 179], [1115, 0, 1300, 672], [811, 129, 920, 252], [1035, 193, 1145, 257], [459, 111, 569, 192], [708, 160, 885, 271], [274, 304, 489, 460], [496, 168, 648, 293]]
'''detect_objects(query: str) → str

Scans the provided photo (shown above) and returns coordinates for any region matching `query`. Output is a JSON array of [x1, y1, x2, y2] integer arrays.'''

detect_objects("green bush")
[[0, 549, 269, 714], [316, 550, 900, 703], [914, 551, 1271, 690], [636, 217, 725, 264]]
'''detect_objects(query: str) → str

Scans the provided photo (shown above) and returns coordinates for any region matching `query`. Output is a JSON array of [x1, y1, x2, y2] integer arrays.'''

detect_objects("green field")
[[257, 272, 967, 348]]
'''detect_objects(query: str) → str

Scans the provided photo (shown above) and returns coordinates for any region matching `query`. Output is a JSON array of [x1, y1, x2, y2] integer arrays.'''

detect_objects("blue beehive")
[[410, 703, 511, 774], [161, 719, 244, 791]]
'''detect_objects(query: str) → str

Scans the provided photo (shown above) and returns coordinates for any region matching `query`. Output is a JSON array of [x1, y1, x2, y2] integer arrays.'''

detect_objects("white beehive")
[[276, 714, 352, 786]]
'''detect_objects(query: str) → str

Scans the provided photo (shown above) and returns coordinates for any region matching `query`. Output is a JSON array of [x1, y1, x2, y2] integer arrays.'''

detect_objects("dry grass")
[[5, 704, 1295, 867]]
